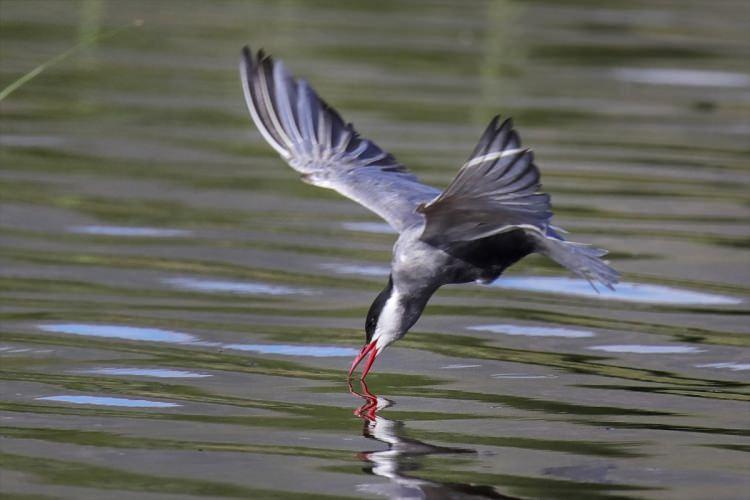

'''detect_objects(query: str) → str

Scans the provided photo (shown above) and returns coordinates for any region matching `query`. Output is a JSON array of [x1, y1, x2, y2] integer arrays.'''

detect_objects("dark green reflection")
[[0, 451, 355, 499]]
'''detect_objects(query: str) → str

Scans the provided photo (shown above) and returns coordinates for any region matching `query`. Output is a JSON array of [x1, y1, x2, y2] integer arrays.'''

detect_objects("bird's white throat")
[[373, 289, 404, 351]]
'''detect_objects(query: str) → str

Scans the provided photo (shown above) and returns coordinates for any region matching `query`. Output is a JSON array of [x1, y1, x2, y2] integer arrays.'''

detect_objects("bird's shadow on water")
[[348, 381, 518, 499]]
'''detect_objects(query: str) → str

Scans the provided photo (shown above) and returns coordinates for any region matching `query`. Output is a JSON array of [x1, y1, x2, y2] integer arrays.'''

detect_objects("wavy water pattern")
[[1, 1, 748, 498]]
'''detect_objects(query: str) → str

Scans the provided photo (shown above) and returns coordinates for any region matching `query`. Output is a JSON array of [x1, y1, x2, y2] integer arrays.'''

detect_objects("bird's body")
[[239, 46, 619, 379], [373, 226, 534, 352]]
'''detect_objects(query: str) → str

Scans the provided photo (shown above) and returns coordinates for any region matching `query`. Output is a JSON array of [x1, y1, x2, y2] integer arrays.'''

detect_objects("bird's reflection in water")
[[349, 381, 517, 499]]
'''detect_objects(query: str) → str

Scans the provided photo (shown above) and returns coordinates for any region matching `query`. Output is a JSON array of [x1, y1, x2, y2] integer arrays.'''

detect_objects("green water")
[[1, 0, 748, 498]]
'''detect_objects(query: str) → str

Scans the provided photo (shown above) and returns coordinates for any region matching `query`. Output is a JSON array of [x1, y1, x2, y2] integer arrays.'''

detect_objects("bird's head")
[[349, 276, 424, 380]]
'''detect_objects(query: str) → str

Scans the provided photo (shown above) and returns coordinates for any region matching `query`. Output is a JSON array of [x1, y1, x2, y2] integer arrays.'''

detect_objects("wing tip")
[[488, 114, 501, 130], [241, 45, 274, 68], [241, 45, 260, 71], [499, 116, 513, 133]]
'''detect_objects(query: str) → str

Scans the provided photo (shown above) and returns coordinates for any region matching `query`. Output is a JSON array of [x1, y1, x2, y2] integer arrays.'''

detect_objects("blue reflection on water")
[[37, 395, 180, 407], [164, 277, 310, 295], [38, 324, 197, 343], [69, 225, 191, 237], [589, 344, 703, 354], [468, 324, 594, 338], [224, 343, 359, 357], [492, 277, 741, 305], [320, 263, 390, 277], [36, 323, 357, 358], [83, 368, 211, 378]]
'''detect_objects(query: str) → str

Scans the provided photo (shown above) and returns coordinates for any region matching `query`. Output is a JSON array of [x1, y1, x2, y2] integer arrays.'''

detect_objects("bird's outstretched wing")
[[239, 47, 439, 233], [418, 117, 618, 289], [417, 116, 553, 243]]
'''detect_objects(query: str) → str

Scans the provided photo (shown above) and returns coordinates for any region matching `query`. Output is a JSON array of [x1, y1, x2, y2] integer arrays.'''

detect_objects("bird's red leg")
[[348, 341, 376, 378]]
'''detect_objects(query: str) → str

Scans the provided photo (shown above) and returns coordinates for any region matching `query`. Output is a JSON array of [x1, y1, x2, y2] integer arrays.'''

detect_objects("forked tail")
[[532, 232, 620, 291]]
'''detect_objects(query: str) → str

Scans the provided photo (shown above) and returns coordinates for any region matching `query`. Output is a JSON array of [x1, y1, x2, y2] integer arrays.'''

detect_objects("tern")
[[239, 47, 619, 380]]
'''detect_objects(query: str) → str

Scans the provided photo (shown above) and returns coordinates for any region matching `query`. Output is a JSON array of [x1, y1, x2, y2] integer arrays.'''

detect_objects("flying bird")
[[239, 46, 618, 380]]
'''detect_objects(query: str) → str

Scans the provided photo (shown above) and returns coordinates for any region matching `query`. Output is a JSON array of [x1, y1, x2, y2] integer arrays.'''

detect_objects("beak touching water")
[[348, 341, 379, 380]]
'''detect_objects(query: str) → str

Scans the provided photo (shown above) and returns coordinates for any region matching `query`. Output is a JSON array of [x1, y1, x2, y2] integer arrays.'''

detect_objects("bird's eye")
[[367, 315, 377, 331], [365, 313, 378, 343]]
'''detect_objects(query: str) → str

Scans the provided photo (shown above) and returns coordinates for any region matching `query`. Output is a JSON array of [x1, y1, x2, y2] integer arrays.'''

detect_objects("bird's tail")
[[532, 233, 620, 291]]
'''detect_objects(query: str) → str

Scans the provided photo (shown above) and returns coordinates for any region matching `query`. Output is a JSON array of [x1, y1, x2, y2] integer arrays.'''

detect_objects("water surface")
[[1, 0, 748, 498]]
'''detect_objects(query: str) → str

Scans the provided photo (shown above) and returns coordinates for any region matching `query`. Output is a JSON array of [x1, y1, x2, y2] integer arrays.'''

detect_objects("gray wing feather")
[[417, 117, 553, 243], [240, 47, 438, 232], [418, 116, 618, 290]]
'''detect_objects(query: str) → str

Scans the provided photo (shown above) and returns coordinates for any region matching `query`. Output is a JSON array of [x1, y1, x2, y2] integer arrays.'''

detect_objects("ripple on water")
[[36, 395, 180, 408], [82, 368, 211, 378], [468, 324, 594, 338], [491, 277, 741, 305], [164, 277, 311, 295], [68, 225, 191, 237], [0, 134, 65, 147], [589, 344, 703, 354], [695, 362, 750, 371], [613, 68, 750, 88], [491, 373, 557, 379], [0, 347, 31, 353], [341, 222, 395, 234], [224, 343, 359, 357], [38, 323, 197, 343]]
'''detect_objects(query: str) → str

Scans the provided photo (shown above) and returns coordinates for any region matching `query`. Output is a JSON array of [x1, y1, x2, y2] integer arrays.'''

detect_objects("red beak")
[[348, 341, 379, 380]]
